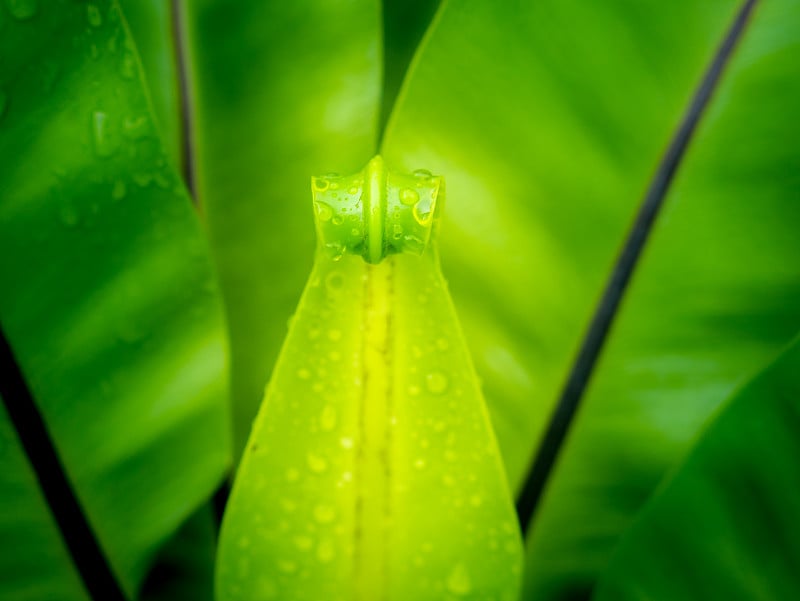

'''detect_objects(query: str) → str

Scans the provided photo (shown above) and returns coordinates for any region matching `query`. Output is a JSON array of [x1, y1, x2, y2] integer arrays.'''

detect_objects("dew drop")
[[446, 563, 472, 596], [413, 168, 433, 179], [331, 214, 344, 225], [313, 177, 329, 192], [59, 204, 79, 227], [122, 115, 148, 139], [425, 371, 449, 394], [293, 535, 313, 551], [435, 338, 449, 351], [120, 51, 136, 79], [325, 271, 343, 292], [297, 367, 311, 380], [340, 436, 354, 449], [86, 4, 102, 27], [313, 504, 335, 524], [327, 329, 342, 342], [314, 201, 333, 221], [133, 172, 152, 187], [400, 187, 419, 206], [91, 111, 114, 157], [5, 0, 37, 20], [348, 186, 358, 195], [414, 458, 426, 470], [317, 539, 335, 562], [307, 452, 328, 473], [285, 468, 299, 482], [413, 199, 433, 225], [277, 560, 297, 574], [111, 180, 126, 200], [319, 405, 337, 431]]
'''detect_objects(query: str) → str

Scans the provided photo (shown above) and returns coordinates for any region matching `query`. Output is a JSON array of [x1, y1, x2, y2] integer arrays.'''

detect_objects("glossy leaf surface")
[[593, 336, 800, 600], [520, 1, 800, 597], [117, 0, 181, 167], [217, 159, 523, 600], [381, 0, 800, 597], [382, 0, 744, 491], [0, 0, 229, 596]]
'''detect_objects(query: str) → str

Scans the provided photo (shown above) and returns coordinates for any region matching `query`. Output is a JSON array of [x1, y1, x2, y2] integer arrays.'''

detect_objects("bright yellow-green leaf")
[[217, 158, 523, 600]]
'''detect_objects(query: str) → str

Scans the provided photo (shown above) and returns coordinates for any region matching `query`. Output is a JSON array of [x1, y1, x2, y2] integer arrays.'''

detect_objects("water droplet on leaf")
[[120, 52, 136, 79], [317, 539, 335, 562], [86, 4, 101, 26], [446, 563, 472, 595], [59, 204, 79, 227], [91, 111, 115, 157], [313, 504, 335, 523], [5, 0, 37, 20], [307, 452, 328, 473], [319, 405, 337, 431], [400, 187, 419, 206], [111, 180, 126, 200], [425, 371, 449, 394], [315, 201, 333, 221]]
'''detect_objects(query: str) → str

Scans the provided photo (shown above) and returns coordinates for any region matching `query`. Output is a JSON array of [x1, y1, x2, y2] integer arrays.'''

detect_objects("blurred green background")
[[0, 0, 798, 599]]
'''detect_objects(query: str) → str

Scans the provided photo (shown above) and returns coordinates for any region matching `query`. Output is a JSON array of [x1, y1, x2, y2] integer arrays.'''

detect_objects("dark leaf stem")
[[0, 329, 128, 601], [170, 0, 198, 204], [515, 0, 761, 537], [170, 0, 232, 522]]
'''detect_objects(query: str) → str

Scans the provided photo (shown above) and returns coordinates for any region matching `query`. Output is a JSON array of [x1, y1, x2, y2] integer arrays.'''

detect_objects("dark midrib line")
[[0, 328, 128, 601], [515, 0, 760, 537], [170, 0, 232, 525], [170, 0, 198, 204]]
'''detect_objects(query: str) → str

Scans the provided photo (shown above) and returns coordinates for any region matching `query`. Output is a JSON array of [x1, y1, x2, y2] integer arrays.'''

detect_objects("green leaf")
[[116, 0, 181, 167], [592, 335, 800, 600], [381, 0, 800, 597], [518, 1, 800, 597], [382, 0, 747, 496], [216, 158, 523, 600], [185, 0, 382, 461], [0, 397, 89, 601], [0, 0, 229, 597]]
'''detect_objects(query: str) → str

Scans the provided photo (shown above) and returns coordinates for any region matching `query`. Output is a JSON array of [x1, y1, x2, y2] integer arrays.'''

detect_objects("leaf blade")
[[593, 335, 800, 600], [0, 0, 230, 596], [217, 163, 523, 600]]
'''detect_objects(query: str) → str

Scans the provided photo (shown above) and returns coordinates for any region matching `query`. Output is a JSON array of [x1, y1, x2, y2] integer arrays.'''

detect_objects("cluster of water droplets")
[[312, 161, 442, 263]]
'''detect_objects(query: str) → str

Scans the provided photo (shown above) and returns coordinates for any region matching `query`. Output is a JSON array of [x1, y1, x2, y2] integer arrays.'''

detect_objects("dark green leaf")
[[0, 0, 229, 597], [141, 506, 217, 601], [593, 335, 800, 600]]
